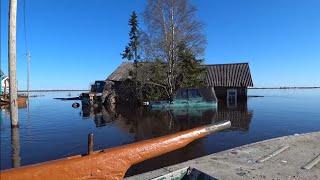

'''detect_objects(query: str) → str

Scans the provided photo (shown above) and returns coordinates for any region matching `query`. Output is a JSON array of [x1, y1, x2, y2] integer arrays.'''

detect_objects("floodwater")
[[1, 89, 320, 176]]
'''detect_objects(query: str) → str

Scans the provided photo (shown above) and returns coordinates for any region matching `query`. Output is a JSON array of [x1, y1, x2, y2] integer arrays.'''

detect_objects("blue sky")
[[1, 0, 320, 89]]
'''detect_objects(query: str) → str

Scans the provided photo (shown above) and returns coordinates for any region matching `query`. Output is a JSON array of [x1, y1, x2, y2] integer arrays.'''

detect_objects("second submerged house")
[[205, 63, 253, 104], [102, 62, 253, 105]]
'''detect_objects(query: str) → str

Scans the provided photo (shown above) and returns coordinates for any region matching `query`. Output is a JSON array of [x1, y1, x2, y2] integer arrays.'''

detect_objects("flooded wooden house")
[[102, 62, 253, 105], [205, 63, 253, 104], [103, 62, 135, 107]]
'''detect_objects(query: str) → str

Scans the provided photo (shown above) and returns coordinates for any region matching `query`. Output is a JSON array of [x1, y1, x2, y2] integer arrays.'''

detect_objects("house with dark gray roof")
[[205, 63, 253, 103]]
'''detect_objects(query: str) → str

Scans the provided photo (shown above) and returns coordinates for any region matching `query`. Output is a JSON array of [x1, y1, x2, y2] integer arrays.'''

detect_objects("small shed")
[[205, 63, 253, 103]]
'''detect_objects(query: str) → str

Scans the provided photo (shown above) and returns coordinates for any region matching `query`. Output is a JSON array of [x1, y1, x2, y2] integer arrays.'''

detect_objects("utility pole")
[[8, 0, 19, 128], [27, 51, 30, 97], [0, 80, 1, 96], [0, 34, 2, 96]]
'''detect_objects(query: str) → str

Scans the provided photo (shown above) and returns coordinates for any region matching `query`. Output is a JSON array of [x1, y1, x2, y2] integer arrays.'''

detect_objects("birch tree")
[[143, 0, 206, 97]]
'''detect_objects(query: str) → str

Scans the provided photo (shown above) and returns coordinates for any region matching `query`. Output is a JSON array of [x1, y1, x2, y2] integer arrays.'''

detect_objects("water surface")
[[1, 89, 320, 176]]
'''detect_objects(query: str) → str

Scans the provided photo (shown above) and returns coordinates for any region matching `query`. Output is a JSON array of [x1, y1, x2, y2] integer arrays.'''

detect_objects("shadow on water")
[[80, 99, 253, 176], [81, 104, 118, 127], [9, 99, 34, 169]]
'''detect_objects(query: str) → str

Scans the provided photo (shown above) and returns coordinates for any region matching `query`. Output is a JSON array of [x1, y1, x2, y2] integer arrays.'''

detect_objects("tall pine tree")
[[176, 42, 206, 89], [122, 11, 140, 64], [121, 11, 142, 104]]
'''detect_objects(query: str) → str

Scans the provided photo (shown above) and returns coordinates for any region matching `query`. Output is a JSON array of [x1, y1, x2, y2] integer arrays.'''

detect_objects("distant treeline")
[[18, 90, 89, 92], [249, 87, 320, 89]]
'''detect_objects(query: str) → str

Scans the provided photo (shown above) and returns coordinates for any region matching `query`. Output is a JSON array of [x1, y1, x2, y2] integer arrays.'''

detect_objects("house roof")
[[107, 62, 134, 81], [106, 62, 253, 87], [205, 63, 253, 87]]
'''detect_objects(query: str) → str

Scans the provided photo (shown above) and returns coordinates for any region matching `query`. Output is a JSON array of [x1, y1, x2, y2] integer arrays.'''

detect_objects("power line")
[[23, 0, 28, 52]]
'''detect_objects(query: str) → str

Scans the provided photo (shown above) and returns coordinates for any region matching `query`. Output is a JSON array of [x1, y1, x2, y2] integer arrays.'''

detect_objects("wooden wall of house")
[[213, 86, 248, 101]]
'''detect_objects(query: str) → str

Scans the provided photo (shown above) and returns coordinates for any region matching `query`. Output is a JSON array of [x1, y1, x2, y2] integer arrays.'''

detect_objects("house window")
[[175, 89, 188, 99], [188, 89, 201, 99]]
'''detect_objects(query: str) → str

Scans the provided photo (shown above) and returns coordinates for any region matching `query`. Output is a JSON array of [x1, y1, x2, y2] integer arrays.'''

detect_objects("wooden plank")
[[256, 145, 290, 163], [302, 154, 320, 170]]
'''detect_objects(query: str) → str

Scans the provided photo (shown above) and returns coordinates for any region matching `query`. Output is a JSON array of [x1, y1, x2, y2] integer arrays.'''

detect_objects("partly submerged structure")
[[205, 63, 253, 105], [150, 87, 218, 109], [81, 80, 106, 106], [102, 62, 253, 106]]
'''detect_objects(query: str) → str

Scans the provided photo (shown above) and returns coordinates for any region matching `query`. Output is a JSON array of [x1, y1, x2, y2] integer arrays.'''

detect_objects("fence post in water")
[[87, 133, 93, 155]]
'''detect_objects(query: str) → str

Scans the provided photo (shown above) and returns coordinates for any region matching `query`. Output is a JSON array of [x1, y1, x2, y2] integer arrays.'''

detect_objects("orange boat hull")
[[0, 121, 231, 180]]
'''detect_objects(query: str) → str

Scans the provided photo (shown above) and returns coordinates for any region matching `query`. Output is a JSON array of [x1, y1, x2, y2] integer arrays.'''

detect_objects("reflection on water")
[[81, 100, 252, 141], [126, 100, 252, 176], [79, 99, 253, 175], [11, 128, 21, 168], [81, 105, 117, 127], [217, 100, 253, 131]]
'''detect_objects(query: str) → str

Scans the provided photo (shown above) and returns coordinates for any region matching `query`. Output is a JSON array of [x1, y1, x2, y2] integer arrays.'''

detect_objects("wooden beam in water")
[[87, 133, 94, 155]]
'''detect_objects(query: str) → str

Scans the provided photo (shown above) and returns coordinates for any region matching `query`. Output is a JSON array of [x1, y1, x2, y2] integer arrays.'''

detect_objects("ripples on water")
[[1, 89, 320, 175]]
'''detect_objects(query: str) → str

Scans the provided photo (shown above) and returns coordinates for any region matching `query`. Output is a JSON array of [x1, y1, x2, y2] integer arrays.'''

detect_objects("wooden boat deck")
[[127, 131, 320, 179]]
